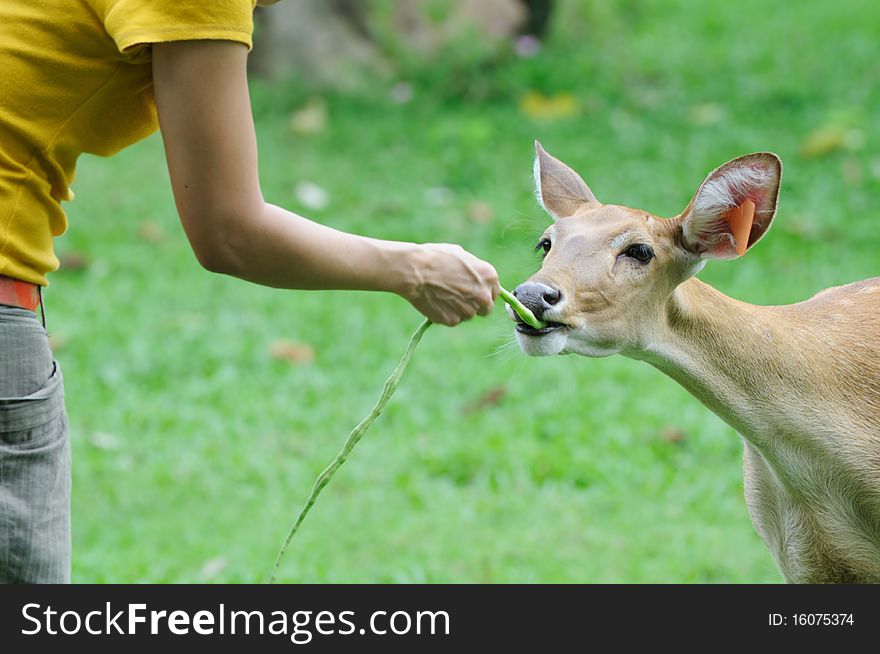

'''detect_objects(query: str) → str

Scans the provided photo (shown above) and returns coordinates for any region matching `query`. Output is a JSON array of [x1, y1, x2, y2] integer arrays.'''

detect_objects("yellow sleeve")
[[103, 0, 256, 53]]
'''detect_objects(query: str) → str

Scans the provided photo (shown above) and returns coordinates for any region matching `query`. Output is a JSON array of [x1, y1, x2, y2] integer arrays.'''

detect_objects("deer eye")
[[624, 243, 654, 263], [536, 238, 552, 256]]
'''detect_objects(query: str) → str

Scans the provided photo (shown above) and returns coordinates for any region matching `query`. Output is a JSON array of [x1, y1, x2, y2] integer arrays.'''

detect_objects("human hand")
[[403, 243, 499, 326]]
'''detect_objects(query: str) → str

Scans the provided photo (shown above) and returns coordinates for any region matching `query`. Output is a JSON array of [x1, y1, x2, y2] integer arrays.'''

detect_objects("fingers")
[[424, 307, 463, 327], [407, 243, 500, 326], [437, 296, 478, 326], [473, 261, 499, 318], [427, 293, 492, 325], [413, 297, 477, 326]]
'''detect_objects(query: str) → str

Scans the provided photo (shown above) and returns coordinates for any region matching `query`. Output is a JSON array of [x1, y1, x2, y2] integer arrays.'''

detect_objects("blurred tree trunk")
[[391, 0, 525, 53], [331, 0, 373, 41], [250, 0, 555, 87], [249, 1, 386, 87]]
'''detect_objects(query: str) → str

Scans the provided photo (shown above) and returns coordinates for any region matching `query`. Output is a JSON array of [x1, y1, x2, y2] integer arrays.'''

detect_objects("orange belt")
[[0, 275, 41, 312]]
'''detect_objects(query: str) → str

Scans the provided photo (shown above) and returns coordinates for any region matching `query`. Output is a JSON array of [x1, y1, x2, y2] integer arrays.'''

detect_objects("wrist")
[[373, 239, 424, 300]]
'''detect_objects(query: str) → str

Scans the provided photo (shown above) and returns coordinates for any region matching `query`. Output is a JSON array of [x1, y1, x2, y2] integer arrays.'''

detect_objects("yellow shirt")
[[0, 0, 256, 285]]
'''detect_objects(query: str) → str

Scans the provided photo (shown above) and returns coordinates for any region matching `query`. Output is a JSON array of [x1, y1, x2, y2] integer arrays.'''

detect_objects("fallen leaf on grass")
[[295, 181, 330, 211], [57, 251, 89, 271], [800, 124, 863, 158], [288, 98, 327, 136], [270, 340, 315, 364], [468, 200, 494, 224], [138, 220, 165, 242], [660, 426, 687, 444], [89, 431, 123, 450], [519, 91, 579, 121], [47, 333, 68, 352], [199, 556, 228, 581], [687, 103, 725, 126], [463, 386, 507, 415]]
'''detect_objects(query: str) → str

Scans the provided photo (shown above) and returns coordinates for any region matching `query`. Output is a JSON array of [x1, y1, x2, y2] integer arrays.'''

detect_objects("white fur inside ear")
[[533, 154, 547, 213], [684, 163, 775, 257]]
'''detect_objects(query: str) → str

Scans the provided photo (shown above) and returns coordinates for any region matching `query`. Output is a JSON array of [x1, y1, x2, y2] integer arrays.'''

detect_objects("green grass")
[[53, 0, 879, 582]]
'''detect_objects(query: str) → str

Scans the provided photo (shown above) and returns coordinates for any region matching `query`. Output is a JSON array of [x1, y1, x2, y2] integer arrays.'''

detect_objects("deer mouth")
[[515, 321, 567, 336]]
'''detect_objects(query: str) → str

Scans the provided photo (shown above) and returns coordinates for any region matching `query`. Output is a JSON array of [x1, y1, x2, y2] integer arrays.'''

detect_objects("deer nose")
[[513, 282, 562, 318]]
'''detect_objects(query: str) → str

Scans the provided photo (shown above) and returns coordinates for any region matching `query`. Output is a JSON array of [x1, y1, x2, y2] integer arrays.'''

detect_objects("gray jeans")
[[0, 304, 70, 583]]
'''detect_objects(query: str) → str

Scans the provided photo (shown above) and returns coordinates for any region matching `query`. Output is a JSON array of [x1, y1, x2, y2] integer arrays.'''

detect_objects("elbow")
[[179, 199, 264, 277], [193, 243, 236, 275], [187, 218, 248, 277]]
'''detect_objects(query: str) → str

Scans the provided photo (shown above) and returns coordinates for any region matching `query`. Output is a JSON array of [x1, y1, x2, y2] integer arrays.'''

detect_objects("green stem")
[[499, 286, 546, 329], [269, 318, 432, 583]]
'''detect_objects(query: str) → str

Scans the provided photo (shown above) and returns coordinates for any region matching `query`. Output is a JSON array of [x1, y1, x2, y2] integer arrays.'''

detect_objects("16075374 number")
[[769, 613, 854, 627], [793, 613, 854, 626]]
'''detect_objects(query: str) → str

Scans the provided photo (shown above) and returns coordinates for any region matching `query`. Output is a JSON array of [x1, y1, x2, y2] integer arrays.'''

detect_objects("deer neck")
[[630, 277, 822, 443]]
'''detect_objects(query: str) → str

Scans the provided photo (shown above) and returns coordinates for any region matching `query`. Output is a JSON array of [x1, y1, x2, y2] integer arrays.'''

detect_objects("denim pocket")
[[0, 362, 65, 447], [0, 357, 71, 583]]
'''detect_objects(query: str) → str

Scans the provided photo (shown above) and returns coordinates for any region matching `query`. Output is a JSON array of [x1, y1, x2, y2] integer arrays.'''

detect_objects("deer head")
[[510, 142, 782, 357]]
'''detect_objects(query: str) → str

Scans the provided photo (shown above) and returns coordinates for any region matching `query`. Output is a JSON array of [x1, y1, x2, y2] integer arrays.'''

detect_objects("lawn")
[[53, 0, 880, 582]]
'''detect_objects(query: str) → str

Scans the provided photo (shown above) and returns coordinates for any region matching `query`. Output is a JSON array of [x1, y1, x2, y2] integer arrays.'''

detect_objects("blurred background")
[[54, 0, 879, 582]]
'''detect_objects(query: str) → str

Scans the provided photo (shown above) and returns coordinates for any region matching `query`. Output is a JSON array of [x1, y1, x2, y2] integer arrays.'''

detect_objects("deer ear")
[[534, 141, 598, 220], [680, 153, 782, 259]]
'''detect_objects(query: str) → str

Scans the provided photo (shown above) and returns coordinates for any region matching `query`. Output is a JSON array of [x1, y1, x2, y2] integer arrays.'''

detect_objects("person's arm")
[[151, 40, 498, 325]]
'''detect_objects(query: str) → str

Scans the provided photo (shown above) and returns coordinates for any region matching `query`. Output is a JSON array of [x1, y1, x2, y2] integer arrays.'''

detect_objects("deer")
[[510, 141, 880, 583]]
